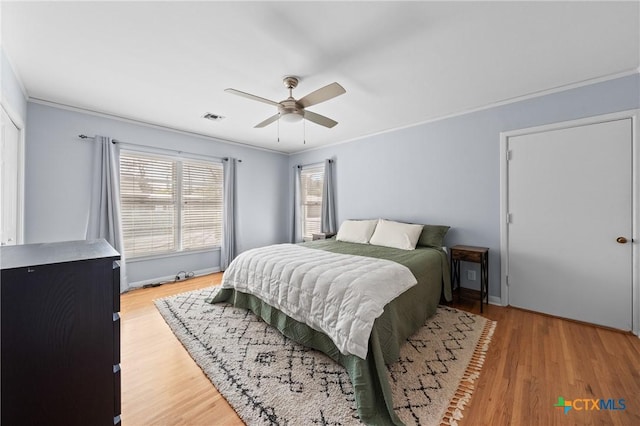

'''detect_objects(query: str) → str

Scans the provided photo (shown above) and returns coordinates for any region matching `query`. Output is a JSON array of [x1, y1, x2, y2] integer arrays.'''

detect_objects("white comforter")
[[220, 243, 417, 359]]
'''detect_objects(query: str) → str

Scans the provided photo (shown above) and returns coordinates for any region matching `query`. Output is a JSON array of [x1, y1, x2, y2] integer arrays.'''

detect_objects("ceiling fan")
[[225, 76, 346, 129]]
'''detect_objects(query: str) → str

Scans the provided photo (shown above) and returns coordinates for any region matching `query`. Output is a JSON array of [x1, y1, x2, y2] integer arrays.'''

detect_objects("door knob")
[[616, 237, 628, 244]]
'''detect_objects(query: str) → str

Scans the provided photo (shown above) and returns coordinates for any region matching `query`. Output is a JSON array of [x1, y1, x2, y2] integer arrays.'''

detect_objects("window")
[[119, 151, 223, 258], [300, 164, 324, 240]]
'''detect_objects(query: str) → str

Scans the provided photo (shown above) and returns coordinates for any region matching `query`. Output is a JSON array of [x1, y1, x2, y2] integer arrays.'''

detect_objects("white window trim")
[[125, 246, 219, 263], [120, 149, 224, 259]]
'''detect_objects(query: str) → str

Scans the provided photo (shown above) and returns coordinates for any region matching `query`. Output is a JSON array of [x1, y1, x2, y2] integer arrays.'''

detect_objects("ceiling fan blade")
[[254, 113, 280, 128], [298, 82, 346, 108], [225, 88, 279, 106], [303, 110, 338, 128]]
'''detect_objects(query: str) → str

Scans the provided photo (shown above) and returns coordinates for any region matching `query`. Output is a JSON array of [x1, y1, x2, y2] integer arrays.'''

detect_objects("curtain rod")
[[296, 159, 332, 169], [78, 134, 242, 162]]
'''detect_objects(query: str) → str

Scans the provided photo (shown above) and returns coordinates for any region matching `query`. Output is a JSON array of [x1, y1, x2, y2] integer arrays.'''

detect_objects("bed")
[[209, 221, 452, 425]]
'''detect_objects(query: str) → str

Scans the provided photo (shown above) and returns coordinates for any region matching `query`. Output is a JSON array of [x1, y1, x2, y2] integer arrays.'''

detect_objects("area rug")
[[155, 287, 496, 426]]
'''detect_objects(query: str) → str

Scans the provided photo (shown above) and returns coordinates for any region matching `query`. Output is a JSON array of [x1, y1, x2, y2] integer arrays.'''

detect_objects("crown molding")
[[292, 68, 640, 156], [28, 97, 288, 155]]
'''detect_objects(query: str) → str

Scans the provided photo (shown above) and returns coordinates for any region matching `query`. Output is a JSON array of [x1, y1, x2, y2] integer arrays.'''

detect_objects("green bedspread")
[[209, 240, 452, 425]]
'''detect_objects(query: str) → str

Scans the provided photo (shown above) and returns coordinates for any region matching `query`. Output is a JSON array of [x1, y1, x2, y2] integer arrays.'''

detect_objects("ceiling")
[[2, 1, 638, 154]]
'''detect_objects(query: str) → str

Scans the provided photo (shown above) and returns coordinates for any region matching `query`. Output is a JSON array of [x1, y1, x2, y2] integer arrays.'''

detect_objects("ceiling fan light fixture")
[[279, 111, 304, 123]]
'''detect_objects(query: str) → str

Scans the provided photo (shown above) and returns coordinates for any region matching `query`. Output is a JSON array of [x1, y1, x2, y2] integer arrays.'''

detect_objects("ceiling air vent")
[[202, 112, 225, 121]]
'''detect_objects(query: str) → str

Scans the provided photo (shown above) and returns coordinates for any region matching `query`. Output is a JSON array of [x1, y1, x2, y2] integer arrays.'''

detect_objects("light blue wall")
[[289, 74, 640, 299], [25, 102, 290, 285], [1, 48, 27, 123]]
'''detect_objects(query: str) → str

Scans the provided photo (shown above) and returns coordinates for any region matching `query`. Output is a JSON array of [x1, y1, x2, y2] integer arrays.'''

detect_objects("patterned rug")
[[155, 287, 496, 426]]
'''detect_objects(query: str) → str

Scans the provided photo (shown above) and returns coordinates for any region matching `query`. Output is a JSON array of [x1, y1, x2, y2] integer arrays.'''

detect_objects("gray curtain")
[[86, 135, 128, 292], [220, 158, 237, 270], [291, 165, 302, 243], [321, 159, 336, 234]]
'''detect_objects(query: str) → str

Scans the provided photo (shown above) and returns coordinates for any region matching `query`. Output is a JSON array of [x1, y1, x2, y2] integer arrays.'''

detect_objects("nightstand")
[[450, 245, 489, 313], [312, 232, 336, 241]]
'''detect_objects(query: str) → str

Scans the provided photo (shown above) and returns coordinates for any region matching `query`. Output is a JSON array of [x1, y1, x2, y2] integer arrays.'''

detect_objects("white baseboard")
[[127, 266, 221, 290], [488, 295, 503, 306], [458, 285, 504, 306]]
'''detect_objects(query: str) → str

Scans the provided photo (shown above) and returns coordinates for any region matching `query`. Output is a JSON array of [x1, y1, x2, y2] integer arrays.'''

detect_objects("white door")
[[507, 118, 632, 330], [0, 107, 20, 246]]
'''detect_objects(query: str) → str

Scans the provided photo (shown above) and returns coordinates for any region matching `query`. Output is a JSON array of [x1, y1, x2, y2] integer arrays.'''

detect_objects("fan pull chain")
[[277, 113, 280, 143], [303, 119, 306, 144]]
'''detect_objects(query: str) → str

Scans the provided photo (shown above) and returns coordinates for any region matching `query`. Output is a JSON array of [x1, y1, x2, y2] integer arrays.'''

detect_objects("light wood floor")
[[121, 274, 640, 425]]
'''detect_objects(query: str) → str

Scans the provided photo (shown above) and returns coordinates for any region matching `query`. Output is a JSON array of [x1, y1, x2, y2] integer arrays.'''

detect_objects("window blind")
[[120, 151, 223, 258], [120, 153, 177, 257], [300, 164, 325, 240], [181, 160, 223, 250]]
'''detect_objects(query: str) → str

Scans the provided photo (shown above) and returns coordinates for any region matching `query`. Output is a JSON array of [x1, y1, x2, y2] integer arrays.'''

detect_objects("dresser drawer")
[[113, 261, 121, 312], [113, 364, 121, 418], [451, 250, 483, 262], [113, 313, 121, 365]]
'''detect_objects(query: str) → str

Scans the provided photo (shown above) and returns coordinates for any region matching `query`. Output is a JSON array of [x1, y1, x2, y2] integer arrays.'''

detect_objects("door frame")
[[1, 102, 25, 245], [499, 109, 640, 335]]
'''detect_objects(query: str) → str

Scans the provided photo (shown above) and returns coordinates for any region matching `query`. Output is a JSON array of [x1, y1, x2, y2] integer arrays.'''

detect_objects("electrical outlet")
[[467, 270, 476, 281]]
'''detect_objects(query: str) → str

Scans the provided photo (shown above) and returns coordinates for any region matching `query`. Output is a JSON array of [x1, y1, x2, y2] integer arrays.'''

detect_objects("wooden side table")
[[312, 232, 336, 241], [450, 245, 489, 313]]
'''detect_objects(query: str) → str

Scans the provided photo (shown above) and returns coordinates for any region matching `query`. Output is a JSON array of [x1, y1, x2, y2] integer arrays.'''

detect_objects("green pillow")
[[417, 224, 450, 247]]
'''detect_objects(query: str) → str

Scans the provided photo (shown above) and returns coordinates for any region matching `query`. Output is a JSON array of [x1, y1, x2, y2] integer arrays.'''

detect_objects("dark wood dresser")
[[1, 239, 121, 425]]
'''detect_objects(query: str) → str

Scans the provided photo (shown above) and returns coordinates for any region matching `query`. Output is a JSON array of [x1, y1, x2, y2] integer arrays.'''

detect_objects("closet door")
[[0, 107, 20, 246], [507, 118, 632, 330]]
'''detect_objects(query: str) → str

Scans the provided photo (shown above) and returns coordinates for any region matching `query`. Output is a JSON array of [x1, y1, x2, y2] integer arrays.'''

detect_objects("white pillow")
[[336, 219, 378, 244], [369, 219, 424, 250]]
